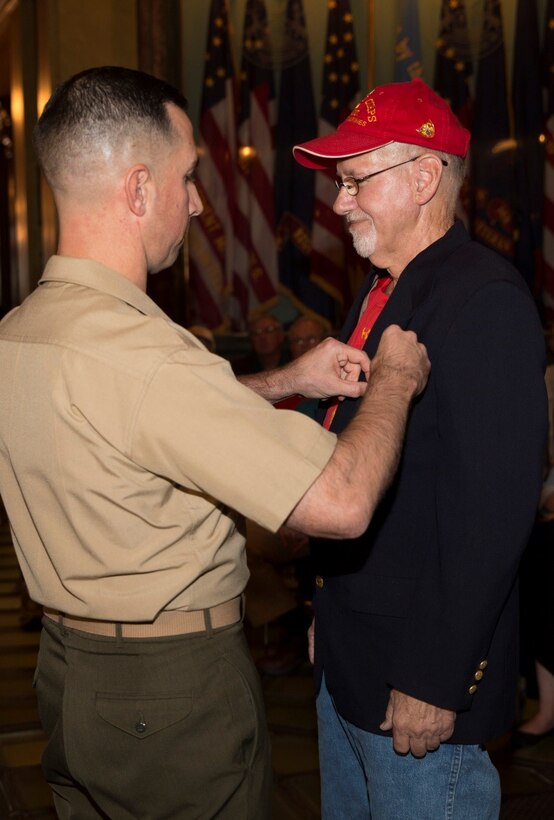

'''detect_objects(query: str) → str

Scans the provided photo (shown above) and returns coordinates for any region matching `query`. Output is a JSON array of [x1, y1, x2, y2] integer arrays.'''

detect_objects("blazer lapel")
[[362, 273, 415, 359]]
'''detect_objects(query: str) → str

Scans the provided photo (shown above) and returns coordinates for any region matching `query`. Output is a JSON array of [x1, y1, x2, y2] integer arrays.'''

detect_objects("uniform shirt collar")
[[39, 256, 168, 319]]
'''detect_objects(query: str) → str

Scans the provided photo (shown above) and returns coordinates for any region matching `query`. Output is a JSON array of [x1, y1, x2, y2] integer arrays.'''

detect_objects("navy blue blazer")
[[312, 221, 547, 744]]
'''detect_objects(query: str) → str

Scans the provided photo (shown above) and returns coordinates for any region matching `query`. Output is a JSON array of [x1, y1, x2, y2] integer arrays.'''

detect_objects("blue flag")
[[394, 0, 423, 82], [433, 0, 472, 127], [470, 0, 515, 262]]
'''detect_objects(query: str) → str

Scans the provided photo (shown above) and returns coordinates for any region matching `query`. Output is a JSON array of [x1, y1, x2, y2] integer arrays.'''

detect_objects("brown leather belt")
[[43, 595, 242, 638]]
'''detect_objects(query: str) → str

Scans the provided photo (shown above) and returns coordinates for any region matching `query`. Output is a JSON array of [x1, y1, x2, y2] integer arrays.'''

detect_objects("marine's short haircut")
[[34, 66, 189, 186]]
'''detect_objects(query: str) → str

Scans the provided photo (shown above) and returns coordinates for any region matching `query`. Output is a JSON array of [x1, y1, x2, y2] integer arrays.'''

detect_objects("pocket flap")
[[96, 693, 192, 739]]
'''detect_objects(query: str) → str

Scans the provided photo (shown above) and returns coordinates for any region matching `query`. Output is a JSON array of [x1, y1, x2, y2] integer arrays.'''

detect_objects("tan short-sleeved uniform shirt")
[[0, 257, 336, 620]]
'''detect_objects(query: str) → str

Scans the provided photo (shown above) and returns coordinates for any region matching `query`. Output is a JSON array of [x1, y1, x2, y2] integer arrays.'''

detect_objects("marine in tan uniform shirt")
[[0, 256, 336, 621]]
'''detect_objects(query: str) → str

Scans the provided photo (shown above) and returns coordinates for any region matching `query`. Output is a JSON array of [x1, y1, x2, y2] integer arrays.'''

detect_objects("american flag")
[[235, 0, 279, 323], [188, 0, 238, 330], [309, 0, 361, 321]]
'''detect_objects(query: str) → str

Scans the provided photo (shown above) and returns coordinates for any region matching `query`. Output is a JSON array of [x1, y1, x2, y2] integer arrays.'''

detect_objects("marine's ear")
[[125, 165, 150, 216]]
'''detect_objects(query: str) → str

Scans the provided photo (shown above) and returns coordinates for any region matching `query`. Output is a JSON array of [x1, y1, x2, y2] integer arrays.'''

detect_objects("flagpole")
[[367, 0, 374, 91]]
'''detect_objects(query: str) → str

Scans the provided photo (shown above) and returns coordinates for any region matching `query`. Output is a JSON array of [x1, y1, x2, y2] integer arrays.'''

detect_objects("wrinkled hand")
[[371, 325, 430, 398], [379, 690, 455, 757], [308, 618, 315, 665], [289, 338, 370, 400]]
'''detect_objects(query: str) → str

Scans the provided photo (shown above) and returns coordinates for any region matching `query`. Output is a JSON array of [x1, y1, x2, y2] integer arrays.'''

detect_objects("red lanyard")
[[323, 275, 392, 431]]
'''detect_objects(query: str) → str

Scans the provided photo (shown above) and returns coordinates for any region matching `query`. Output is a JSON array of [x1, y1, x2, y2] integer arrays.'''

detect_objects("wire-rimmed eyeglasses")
[[335, 155, 449, 197]]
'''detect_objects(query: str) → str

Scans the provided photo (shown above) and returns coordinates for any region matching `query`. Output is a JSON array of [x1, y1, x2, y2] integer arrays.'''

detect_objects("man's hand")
[[287, 338, 370, 400], [238, 338, 370, 403], [370, 325, 430, 399], [379, 689, 455, 758]]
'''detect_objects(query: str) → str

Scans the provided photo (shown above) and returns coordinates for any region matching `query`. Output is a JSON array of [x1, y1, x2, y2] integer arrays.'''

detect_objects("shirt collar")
[[39, 256, 168, 319]]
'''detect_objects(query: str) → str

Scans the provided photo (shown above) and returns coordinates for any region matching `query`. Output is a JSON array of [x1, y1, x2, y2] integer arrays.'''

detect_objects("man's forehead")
[[336, 147, 391, 176]]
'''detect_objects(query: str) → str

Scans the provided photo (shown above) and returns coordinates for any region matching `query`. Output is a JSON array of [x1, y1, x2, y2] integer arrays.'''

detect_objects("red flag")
[[188, 0, 238, 330], [310, 0, 361, 321], [234, 0, 279, 324]]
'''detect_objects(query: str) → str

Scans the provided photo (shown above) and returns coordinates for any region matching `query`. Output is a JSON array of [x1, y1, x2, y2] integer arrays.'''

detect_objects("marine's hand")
[[371, 325, 430, 398], [379, 689, 455, 757], [289, 338, 370, 400]]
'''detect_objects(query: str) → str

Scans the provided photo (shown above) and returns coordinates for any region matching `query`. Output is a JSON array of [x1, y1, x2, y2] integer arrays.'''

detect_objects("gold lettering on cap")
[[417, 120, 436, 139], [347, 96, 376, 125]]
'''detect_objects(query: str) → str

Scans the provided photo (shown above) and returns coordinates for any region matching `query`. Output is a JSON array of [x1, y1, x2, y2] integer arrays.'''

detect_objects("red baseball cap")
[[293, 78, 470, 169]]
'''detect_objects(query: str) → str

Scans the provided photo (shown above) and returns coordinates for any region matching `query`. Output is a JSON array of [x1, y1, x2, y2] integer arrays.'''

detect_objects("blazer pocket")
[[345, 574, 416, 619], [96, 692, 192, 739]]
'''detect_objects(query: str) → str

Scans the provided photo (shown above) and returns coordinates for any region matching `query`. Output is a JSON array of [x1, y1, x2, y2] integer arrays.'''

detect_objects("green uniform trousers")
[[34, 616, 271, 819]]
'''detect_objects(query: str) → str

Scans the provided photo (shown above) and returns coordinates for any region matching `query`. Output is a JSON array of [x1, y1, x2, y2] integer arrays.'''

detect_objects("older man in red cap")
[[294, 78, 547, 819]]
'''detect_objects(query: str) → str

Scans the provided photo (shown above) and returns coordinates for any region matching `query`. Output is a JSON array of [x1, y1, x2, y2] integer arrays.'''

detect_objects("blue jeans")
[[317, 675, 500, 820]]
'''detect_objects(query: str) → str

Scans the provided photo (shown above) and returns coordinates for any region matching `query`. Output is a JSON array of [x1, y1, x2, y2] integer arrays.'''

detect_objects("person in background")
[[231, 312, 287, 376], [251, 313, 287, 371], [288, 315, 327, 360], [0, 66, 429, 819], [293, 77, 547, 819]]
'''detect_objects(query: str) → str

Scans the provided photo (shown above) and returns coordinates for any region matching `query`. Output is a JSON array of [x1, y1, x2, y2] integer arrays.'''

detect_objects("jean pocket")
[[96, 693, 192, 739]]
